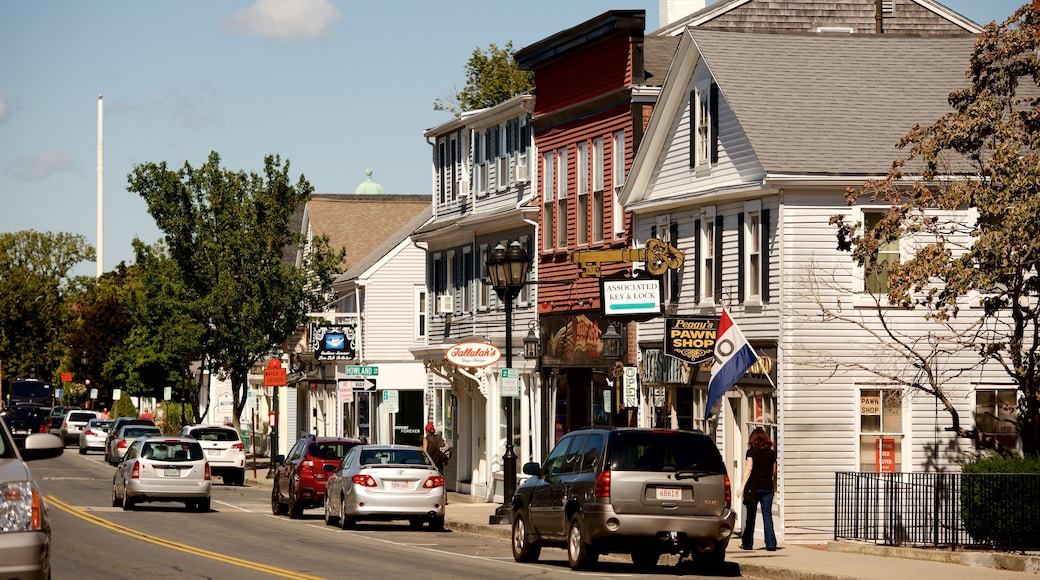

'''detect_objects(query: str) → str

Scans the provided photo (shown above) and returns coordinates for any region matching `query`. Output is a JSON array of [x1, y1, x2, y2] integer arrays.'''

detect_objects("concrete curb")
[[827, 541, 1040, 573]]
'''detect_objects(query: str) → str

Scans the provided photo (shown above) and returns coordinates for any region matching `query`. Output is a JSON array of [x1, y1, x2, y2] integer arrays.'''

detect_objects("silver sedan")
[[111, 436, 212, 511], [323, 444, 446, 530]]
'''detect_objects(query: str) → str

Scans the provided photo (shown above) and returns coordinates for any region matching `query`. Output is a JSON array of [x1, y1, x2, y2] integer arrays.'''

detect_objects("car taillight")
[[724, 474, 732, 505], [594, 469, 611, 498], [423, 475, 444, 489], [131, 461, 141, 479], [232, 442, 244, 451], [84, 429, 97, 436], [38, 424, 48, 433], [118, 440, 128, 449], [204, 463, 211, 481], [352, 474, 377, 487]]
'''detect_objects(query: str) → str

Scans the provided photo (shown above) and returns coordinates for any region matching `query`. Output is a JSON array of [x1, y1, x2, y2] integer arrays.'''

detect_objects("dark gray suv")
[[511, 428, 736, 571]]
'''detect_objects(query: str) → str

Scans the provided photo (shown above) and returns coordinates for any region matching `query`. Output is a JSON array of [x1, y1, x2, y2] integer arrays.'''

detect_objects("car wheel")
[[695, 545, 726, 570], [121, 487, 135, 511], [567, 513, 598, 570], [339, 498, 355, 530], [234, 471, 246, 486], [271, 484, 288, 516], [78, 445, 87, 455], [512, 509, 541, 562], [631, 548, 661, 570], [198, 497, 211, 512], [288, 482, 303, 519], [111, 483, 120, 508], [428, 515, 445, 532], [409, 517, 424, 529], [323, 497, 338, 527]]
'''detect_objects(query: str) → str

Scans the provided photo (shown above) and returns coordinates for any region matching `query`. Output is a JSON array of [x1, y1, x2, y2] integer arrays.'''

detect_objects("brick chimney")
[[660, 0, 706, 29]]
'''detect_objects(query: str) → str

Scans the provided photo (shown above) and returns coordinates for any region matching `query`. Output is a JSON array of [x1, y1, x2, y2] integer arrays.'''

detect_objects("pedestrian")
[[99, 407, 110, 419], [738, 427, 777, 551], [139, 408, 153, 419], [422, 422, 448, 472]]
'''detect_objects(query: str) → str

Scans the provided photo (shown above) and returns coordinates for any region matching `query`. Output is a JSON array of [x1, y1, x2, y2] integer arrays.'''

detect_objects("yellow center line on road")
[[46, 495, 325, 580]]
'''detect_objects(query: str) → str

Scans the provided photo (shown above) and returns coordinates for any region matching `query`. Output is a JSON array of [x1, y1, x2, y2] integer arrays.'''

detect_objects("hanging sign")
[[445, 341, 501, 368], [664, 316, 718, 364]]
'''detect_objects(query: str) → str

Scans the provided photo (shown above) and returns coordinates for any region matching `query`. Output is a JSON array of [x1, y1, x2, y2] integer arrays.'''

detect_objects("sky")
[[0, 0, 1026, 276]]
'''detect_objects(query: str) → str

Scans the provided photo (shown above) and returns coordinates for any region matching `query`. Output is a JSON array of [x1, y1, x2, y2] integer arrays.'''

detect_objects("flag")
[[704, 309, 759, 420]]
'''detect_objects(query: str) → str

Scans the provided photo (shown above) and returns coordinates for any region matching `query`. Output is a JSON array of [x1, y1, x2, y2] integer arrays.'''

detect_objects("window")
[[700, 207, 716, 304], [474, 131, 487, 196], [543, 152, 555, 251], [497, 124, 509, 189], [557, 148, 568, 248], [433, 253, 447, 314], [520, 236, 533, 304], [864, 210, 900, 295], [692, 83, 717, 168], [478, 244, 490, 310], [446, 251, 455, 307], [491, 126, 501, 190], [577, 141, 589, 245], [592, 137, 604, 243], [652, 217, 681, 304], [438, 140, 447, 205], [975, 389, 1018, 450], [414, 286, 427, 340], [449, 135, 460, 202], [462, 246, 473, 313], [859, 388, 903, 472], [746, 392, 778, 449], [612, 131, 625, 239], [743, 200, 762, 303]]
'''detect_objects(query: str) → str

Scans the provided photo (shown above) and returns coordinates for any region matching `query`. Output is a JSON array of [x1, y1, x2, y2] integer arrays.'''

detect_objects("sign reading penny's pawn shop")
[[445, 341, 502, 368]]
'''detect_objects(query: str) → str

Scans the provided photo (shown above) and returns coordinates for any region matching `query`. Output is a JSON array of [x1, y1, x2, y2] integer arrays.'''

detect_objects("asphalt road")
[[33, 450, 737, 579]]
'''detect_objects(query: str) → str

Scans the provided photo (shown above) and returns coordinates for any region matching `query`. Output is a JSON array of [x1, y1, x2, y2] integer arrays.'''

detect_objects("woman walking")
[[738, 427, 777, 551]]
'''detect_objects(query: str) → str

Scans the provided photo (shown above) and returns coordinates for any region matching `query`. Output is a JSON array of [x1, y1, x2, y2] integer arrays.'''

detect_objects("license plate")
[[656, 487, 681, 501], [206, 449, 218, 455], [14, 429, 29, 435], [164, 468, 179, 477], [389, 481, 409, 490]]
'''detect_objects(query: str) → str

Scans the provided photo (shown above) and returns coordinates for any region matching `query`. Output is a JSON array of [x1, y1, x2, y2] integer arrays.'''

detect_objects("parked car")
[[60, 410, 100, 446], [106, 424, 162, 465], [323, 444, 446, 531], [1, 404, 51, 448], [271, 435, 365, 518], [47, 405, 80, 431], [0, 410, 63, 578], [78, 418, 114, 455], [111, 436, 212, 511], [179, 424, 246, 486], [510, 428, 736, 571]]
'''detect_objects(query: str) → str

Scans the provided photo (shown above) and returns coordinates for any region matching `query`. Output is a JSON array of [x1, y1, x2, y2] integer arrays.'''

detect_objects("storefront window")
[[859, 388, 902, 472], [744, 391, 777, 445], [975, 389, 1017, 450]]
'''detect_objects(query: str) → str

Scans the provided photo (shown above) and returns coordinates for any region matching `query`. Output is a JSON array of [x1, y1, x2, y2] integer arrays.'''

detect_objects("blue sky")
[[0, 0, 1025, 274]]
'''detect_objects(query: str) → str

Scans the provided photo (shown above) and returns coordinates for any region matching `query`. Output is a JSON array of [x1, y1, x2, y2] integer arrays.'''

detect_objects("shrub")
[[961, 453, 1040, 551]]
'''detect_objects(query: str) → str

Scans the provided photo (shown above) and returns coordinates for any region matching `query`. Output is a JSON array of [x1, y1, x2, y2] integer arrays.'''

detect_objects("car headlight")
[[0, 482, 43, 532]]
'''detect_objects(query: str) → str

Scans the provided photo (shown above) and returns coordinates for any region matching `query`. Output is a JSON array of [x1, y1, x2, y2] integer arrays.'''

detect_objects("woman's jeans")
[[741, 489, 777, 549]]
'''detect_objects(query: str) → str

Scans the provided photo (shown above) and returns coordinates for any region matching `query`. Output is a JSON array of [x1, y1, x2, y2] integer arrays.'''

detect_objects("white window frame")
[[744, 200, 762, 305], [497, 123, 509, 190], [612, 131, 625, 239], [519, 235, 532, 305], [557, 148, 568, 249], [478, 243, 490, 310], [700, 206, 716, 305], [462, 246, 473, 313], [414, 286, 427, 340], [592, 137, 605, 243], [577, 141, 589, 246], [852, 208, 903, 303], [446, 250, 456, 307], [857, 387, 905, 473], [543, 152, 555, 251], [975, 388, 1019, 450], [694, 83, 712, 168]]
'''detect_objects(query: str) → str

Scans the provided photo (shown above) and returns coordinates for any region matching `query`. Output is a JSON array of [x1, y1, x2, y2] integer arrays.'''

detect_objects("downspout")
[[354, 285, 364, 364], [875, 0, 883, 34]]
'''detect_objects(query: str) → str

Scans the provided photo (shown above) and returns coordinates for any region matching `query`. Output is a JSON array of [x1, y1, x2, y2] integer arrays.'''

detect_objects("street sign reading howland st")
[[343, 366, 378, 377]]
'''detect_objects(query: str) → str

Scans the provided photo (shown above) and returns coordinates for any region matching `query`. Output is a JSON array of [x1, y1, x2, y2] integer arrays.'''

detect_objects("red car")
[[271, 435, 365, 518]]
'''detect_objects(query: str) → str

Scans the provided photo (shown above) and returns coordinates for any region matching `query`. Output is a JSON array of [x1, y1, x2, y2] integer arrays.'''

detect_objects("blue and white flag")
[[704, 309, 759, 420]]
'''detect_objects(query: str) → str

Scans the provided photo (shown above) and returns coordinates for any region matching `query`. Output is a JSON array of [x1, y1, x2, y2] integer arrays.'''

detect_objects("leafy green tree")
[[127, 152, 343, 430], [434, 41, 534, 114], [835, 5, 1040, 455], [66, 263, 135, 405], [0, 230, 94, 389]]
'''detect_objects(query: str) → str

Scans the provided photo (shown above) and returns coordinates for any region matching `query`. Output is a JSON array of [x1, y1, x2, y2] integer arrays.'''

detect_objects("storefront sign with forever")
[[663, 316, 719, 365]]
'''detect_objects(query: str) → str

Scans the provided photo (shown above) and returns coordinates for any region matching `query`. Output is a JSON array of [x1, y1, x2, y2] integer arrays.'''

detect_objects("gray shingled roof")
[[334, 206, 433, 284], [691, 30, 977, 175]]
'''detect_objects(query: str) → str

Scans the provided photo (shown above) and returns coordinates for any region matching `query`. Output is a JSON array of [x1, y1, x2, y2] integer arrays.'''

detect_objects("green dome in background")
[[353, 168, 385, 195]]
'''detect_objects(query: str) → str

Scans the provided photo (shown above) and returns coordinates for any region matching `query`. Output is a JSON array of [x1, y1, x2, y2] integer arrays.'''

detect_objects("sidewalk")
[[245, 463, 1039, 579]]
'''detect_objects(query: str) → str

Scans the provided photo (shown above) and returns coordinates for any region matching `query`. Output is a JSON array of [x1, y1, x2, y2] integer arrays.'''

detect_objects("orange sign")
[[263, 367, 287, 386], [61, 372, 73, 383], [876, 437, 896, 473]]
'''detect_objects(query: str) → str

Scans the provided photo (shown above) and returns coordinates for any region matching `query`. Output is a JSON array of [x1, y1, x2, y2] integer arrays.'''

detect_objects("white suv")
[[180, 424, 246, 486]]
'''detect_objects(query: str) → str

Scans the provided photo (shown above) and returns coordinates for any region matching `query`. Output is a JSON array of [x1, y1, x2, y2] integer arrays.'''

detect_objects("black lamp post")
[[487, 241, 530, 525]]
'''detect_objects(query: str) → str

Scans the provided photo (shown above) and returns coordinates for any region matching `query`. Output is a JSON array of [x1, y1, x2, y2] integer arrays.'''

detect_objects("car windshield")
[[359, 449, 430, 466], [123, 427, 161, 438], [89, 419, 113, 428], [68, 412, 95, 422], [310, 442, 358, 460], [610, 431, 726, 474], [191, 428, 237, 442], [141, 441, 203, 461], [3, 407, 45, 420]]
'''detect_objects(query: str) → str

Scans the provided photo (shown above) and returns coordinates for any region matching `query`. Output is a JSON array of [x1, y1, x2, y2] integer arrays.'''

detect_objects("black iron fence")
[[834, 472, 1040, 551]]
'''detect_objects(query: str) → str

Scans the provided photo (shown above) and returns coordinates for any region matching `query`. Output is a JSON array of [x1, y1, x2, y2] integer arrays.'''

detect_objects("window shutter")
[[710, 83, 719, 165], [714, 214, 724, 300], [737, 212, 745, 303], [669, 221, 681, 303], [689, 91, 696, 168], [761, 208, 771, 303], [693, 218, 701, 300]]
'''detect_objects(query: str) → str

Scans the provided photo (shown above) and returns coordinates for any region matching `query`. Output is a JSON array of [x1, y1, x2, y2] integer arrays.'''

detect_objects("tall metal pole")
[[96, 94, 104, 278], [503, 290, 517, 509]]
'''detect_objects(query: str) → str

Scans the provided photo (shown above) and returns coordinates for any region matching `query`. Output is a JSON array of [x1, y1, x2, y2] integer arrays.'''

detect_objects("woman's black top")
[[745, 447, 776, 491]]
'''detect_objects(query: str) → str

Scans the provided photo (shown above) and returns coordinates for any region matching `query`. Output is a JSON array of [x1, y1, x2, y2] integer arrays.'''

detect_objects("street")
[[35, 452, 739, 579]]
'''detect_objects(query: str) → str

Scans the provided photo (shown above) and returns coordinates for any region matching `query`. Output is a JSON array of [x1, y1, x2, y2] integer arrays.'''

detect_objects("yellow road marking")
[[46, 495, 325, 580]]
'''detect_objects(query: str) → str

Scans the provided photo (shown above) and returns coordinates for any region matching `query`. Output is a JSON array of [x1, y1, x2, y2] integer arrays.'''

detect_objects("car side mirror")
[[324, 463, 336, 473], [274, 454, 285, 465], [522, 461, 542, 477]]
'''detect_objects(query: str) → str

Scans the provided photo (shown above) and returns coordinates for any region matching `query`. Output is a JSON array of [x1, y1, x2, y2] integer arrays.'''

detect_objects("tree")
[[66, 262, 135, 406], [0, 230, 94, 387], [434, 41, 534, 114], [835, 5, 1040, 455], [127, 152, 344, 430]]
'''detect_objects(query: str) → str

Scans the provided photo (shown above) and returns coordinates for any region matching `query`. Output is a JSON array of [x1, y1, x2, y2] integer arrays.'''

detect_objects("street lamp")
[[601, 322, 624, 360], [487, 241, 530, 525], [523, 321, 541, 360]]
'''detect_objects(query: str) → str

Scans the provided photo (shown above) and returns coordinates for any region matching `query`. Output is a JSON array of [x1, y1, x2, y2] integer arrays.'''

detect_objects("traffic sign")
[[501, 368, 519, 397], [382, 389, 399, 413], [344, 366, 378, 377]]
